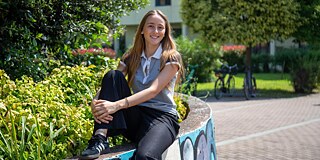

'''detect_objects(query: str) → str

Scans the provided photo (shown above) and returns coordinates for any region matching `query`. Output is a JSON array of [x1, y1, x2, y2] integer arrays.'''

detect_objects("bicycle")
[[213, 64, 238, 99], [243, 68, 257, 100]]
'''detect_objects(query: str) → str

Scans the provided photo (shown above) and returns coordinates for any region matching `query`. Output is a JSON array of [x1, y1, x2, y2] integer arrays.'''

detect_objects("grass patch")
[[196, 73, 317, 98]]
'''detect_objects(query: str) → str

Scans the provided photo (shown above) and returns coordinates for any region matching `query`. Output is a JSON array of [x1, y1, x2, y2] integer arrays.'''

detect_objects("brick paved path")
[[205, 93, 320, 160]]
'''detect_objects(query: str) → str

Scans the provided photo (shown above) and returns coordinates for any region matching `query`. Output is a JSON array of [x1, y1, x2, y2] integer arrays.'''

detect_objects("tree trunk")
[[245, 45, 252, 72], [245, 44, 253, 93]]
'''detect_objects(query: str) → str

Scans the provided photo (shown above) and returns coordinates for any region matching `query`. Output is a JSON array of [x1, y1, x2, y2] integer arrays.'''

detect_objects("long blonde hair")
[[122, 10, 184, 87]]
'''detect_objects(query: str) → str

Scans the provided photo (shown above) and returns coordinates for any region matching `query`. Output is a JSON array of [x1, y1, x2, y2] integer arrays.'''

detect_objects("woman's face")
[[142, 14, 166, 47]]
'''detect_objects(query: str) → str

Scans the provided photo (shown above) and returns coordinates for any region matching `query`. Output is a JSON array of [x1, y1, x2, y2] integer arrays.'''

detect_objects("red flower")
[[71, 48, 116, 58], [222, 45, 246, 52], [87, 48, 95, 53], [79, 49, 86, 55]]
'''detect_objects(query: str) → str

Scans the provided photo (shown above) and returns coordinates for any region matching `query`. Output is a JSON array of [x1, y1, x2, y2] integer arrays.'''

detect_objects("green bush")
[[0, 114, 65, 160], [274, 48, 295, 73], [275, 48, 320, 93], [289, 49, 320, 93], [0, 63, 112, 159], [174, 95, 190, 123], [251, 53, 273, 73], [0, 35, 61, 82], [176, 37, 222, 82]]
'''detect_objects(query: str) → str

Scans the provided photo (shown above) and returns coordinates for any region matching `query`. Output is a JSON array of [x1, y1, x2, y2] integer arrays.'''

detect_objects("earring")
[[141, 31, 143, 34]]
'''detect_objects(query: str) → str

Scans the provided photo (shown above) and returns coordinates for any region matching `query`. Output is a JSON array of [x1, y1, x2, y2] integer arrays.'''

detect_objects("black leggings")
[[93, 70, 180, 160]]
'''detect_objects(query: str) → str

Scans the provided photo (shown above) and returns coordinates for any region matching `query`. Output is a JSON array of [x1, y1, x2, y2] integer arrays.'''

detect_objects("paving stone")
[[205, 93, 320, 160]]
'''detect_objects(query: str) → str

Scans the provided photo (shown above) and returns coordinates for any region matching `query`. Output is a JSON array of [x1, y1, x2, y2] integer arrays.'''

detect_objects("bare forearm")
[[115, 87, 158, 110]]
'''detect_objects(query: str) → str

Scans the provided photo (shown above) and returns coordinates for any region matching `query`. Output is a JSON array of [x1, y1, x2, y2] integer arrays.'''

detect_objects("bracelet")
[[124, 98, 129, 108]]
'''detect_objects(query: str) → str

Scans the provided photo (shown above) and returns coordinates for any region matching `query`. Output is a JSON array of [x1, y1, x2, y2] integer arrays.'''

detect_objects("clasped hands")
[[91, 99, 119, 124]]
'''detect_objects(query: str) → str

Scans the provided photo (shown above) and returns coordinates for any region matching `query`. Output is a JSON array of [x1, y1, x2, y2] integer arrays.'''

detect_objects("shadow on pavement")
[[195, 88, 315, 103]]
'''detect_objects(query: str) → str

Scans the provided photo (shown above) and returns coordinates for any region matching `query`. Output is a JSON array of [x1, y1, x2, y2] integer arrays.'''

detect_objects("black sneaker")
[[81, 135, 110, 160]]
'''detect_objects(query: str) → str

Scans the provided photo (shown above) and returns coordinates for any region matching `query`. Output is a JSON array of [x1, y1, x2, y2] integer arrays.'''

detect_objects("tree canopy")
[[0, 0, 148, 50], [180, 0, 301, 46], [293, 0, 320, 46], [0, 0, 148, 80]]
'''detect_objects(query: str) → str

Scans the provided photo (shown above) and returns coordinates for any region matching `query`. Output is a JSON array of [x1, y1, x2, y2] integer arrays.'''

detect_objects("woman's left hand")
[[92, 99, 119, 122]]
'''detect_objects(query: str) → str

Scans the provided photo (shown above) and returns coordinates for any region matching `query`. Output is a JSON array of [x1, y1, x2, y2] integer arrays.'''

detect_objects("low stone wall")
[[101, 95, 217, 160]]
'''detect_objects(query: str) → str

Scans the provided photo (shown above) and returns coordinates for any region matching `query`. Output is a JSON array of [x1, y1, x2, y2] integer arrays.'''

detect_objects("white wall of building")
[[275, 37, 299, 49], [120, 1, 182, 25], [116, 0, 190, 52]]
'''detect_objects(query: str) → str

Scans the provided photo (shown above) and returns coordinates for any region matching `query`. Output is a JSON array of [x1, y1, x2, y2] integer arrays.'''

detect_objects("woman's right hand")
[[91, 99, 114, 124]]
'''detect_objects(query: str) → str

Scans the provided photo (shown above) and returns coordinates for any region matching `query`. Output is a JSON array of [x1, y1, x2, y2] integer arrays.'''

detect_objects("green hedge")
[[0, 64, 110, 159]]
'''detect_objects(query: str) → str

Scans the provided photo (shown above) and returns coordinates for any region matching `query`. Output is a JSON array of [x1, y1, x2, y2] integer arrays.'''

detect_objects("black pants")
[[93, 70, 180, 160]]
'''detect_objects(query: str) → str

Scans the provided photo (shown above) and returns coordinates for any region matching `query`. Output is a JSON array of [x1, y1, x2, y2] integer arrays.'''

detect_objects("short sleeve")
[[119, 61, 127, 67], [165, 52, 182, 70], [121, 53, 131, 67]]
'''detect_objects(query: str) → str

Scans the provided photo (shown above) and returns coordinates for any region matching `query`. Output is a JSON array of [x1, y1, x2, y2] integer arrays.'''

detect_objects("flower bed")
[[72, 48, 116, 59]]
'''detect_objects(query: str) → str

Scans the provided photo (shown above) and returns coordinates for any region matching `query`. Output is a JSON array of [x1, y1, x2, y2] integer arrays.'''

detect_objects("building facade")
[[115, 0, 191, 53]]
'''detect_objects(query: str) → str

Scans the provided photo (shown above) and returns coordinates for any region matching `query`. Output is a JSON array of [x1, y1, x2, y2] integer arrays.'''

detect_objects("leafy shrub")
[[289, 49, 320, 93], [174, 95, 190, 123], [275, 48, 320, 93], [274, 48, 295, 72], [251, 53, 273, 73], [176, 37, 222, 82], [0, 36, 61, 82], [0, 63, 113, 159], [0, 114, 65, 160], [0, 70, 16, 99]]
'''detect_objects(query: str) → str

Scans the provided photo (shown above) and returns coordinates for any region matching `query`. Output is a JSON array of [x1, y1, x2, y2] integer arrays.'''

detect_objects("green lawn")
[[195, 73, 314, 98]]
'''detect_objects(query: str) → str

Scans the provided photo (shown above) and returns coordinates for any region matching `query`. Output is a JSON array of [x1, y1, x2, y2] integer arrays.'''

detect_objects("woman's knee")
[[103, 70, 124, 82], [104, 70, 120, 78]]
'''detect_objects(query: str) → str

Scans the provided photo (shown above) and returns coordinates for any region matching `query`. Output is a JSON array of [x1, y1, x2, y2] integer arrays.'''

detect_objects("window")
[[155, 0, 171, 6], [172, 28, 182, 38]]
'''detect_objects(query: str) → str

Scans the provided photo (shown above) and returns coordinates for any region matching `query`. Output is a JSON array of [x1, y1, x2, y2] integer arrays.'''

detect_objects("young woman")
[[81, 9, 184, 160]]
